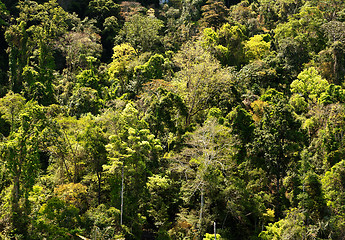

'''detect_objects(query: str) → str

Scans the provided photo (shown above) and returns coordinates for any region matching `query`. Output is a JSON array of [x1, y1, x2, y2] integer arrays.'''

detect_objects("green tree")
[[259, 208, 312, 240], [229, 1, 260, 36], [146, 174, 180, 234], [289, 67, 330, 112], [88, 0, 120, 26], [244, 34, 271, 62], [5, 0, 69, 105], [316, 104, 345, 168], [201, 23, 247, 67], [118, 14, 163, 52], [87, 0, 121, 63], [57, 17, 102, 73], [34, 197, 83, 239], [68, 87, 101, 118], [227, 105, 255, 161], [249, 99, 303, 218], [79, 122, 108, 205], [257, 0, 303, 28], [274, 2, 326, 55], [320, 21, 345, 83], [140, 84, 187, 150], [171, 117, 238, 237], [131, 53, 172, 96], [173, 42, 238, 126], [179, 0, 204, 23], [322, 160, 345, 239], [310, 0, 345, 21], [0, 0, 9, 96], [105, 103, 162, 235], [85, 204, 121, 238], [0, 91, 25, 133], [0, 98, 56, 237], [108, 43, 137, 97]]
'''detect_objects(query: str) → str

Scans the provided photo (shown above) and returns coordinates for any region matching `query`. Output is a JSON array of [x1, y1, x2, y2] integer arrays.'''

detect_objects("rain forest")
[[1, 0, 345, 239]]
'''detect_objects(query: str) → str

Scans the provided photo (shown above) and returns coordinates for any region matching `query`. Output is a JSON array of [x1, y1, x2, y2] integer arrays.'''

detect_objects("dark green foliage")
[[34, 197, 82, 239], [227, 106, 254, 161], [87, 0, 121, 62], [143, 88, 188, 144], [249, 99, 304, 218], [68, 87, 101, 117], [0, 0, 9, 97]]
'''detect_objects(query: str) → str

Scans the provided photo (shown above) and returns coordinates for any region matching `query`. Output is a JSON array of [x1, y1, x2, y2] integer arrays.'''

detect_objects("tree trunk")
[[97, 171, 101, 206], [275, 171, 281, 220], [199, 188, 204, 236], [13, 173, 20, 205], [214, 222, 217, 240], [120, 163, 124, 225]]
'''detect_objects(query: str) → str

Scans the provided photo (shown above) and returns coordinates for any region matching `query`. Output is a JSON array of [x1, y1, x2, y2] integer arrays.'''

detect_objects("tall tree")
[[105, 103, 162, 235], [0, 0, 9, 97], [5, 0, 69, 105], [0, 94, 56, 237], [173, 42, 237, 126], [79, 122, 108, 205], [171, 117, 238, 237], [249, 98, 304, 218]]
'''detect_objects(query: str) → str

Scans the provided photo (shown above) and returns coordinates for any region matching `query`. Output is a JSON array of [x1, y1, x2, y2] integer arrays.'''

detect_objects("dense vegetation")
[[1, 0, 345, 239]]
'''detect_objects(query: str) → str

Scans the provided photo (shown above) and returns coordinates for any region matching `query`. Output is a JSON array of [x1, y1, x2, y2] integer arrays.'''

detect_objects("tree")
[[5, 0, 69, 105], [52, 115, 87, 184], [87, 0, 120, 25], [229, 1, 260, 36], [68, 87, 102, 118], [274, 2, 326, 55], [315, 104, 345, 168], [322, 160, 345, 239], [146, 174, 180, 234], [0, 97, 56, 237], [131, 53, 172, 96], [140, 84, 188, 150], [173, 42, 238, 126], [87, 0, 121, 61], [0, 0, 9, 97], [118, 14, 163, 52], [0, 91, 25, 133], [257, 0, 303, 28], [34, 196, 83, 239], [289, 67, 330, 112], [200, 0, 228, 29], [179, 0, 204, 24], [84, 204, 121, 239], [105, 103, 162, 234], [57, 17, 102, 73], [201, 23, 247, 67], [171, 117, 238, 237], [249, 98, 304, 218], [259, 208, 312, 240], [79, 122, 108, 205], [227, 105, 255, 161], [310, 0, 345, 21], [108, 43, 137, 97], [319, 21, 345, 83], [244, 34, 271, 62]]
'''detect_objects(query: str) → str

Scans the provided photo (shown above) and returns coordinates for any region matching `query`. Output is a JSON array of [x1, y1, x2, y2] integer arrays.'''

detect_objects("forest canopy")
[[1, 0, 345, 239]]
